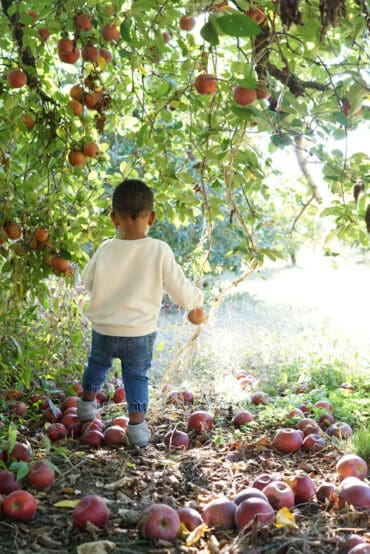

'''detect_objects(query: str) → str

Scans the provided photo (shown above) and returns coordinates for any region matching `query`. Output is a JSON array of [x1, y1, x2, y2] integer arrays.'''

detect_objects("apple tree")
[[0, 0, 369, 309]]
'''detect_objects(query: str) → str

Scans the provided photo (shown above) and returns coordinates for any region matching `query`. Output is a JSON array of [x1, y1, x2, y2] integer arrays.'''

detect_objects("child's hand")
[[187, 307, 207, 325]]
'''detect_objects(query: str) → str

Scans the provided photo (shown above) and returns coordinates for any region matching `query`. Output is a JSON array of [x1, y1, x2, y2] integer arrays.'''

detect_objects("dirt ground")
[[0, 252, 369, 553]]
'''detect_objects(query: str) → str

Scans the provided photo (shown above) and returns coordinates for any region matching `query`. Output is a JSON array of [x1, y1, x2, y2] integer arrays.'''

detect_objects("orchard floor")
[[1, 251, 369, 554]]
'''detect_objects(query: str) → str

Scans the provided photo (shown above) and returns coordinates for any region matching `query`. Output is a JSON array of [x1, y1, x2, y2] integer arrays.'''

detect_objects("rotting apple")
[[235, 497, 274, 529], [302, 422, 321, 436], [202, 497, 236, 530], [252, 474, 277, 491], [3, 490, 38, 522], [164, 429, 190, 450], [0, 470, 22, 494], [72, 495, 110, 529], [188, 411, 214, 432], [262, 481, 295, 509], [296, 417, 316, 431], [61, 413, 79, 430], [139, 503, 181, 541], [9, 441, 31, 462], [316, 482, 337, 503], [336, 454, 368, 481], [327, 422, 353, 439], [234, 487, 268, 505], [103, 425, 126, 446], [273, 428, 303, 453], [318, 412, 335, 429], [46, 423, 68, 442], [288, 471, 316, 504], [27, 461, 55, 490], [177, 506, 203, 531], [232, 410, 254, 428], [338, 477, 370, 509], [302, 433, 326, 452], [81, 418, 104, 434]]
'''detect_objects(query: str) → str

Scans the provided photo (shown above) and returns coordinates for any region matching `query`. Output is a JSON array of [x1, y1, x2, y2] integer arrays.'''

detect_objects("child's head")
[[112, 179, 154, 220]]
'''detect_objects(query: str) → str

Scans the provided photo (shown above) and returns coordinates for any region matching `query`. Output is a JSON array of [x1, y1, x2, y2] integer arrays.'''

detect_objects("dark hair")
[[112, 179, 154, 219]]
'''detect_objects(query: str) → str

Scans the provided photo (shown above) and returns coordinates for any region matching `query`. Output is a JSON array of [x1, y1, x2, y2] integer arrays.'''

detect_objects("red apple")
[[113, 386, 126, 403], [296, 417, 316, 431], [61, 396, 78, 412], [72, 495, 110, 529], [167, 390, 194, 405], [46, 423, 68, 441], [302, 422, 321, 435], [3, 490, 38, 521], [139, 503, 181, 541], [101, 24, 120, 42], [29, 393, 45, 405], [250, 391, 269, 405], [179, 15, 196, 31], [273, 428, 303, 453], [202, 497, 236, 530], [11, 401, 27, 416], [233, 86, 257, 106], [340, 534, 367, 553], [232, 410, 254, 428], [234, 487, 268, 505], [103, 425, 126, 446], [69, 420, 83, 438], [314, 400, 333, 413], [164, 429, 190, 450], [61, 413, 79, 430], [10, 442, 31, 462], [348, 543, 370, 554], [235, 497, 274, 529], [63, 406, 78, 416], [338, 477, 370, 509], [328, 422, 353, 439], [302, 433, 326, 452], [296, 401, 312, 414], [0, 470, 22, 494], [194, 74, 217, 95], [82, 429, 104, 448], [287, 408, 305, 419], [81, 418, 104, 434], [112, 416, 129, 428], [336, 454, 368, 480], [177, 506, 203, 530], [316, 482, 337, 503], [289, 471, 316, 504], [43, 406, 62, 423], [318, 412, 335, 428], [262, 481, 295, 509], [188, 411, 214, 432], [252, 474, 278, 491], [7, 69, 27, 89], [27, 461, 55, 490]]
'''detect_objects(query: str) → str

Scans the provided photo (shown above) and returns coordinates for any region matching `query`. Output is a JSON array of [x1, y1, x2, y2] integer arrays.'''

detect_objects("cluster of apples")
[[137, 451, 369, 545], [188, 5, 270, 105], [0, 224, 73, 275]]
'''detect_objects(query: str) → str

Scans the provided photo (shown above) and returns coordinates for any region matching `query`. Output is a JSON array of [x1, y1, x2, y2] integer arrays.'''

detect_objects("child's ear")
[[110, 211, 119, 227], [148, 211, 156, 226]]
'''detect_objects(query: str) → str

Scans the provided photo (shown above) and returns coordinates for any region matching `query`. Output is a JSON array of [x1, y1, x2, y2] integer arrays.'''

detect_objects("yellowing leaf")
[[185, 523, 209, 547], [54, 499, 81, 509], [97, 56, 107, 70], [275, 507, 298, 529], [139, 65, 147, 75]]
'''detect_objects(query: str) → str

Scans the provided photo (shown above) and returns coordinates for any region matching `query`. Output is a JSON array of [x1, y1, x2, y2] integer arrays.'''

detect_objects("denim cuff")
[[127, 402, 147, 413]]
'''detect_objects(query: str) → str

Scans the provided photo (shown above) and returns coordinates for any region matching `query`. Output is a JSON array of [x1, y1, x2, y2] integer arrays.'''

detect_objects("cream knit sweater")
[[82, 237, 204, 337]]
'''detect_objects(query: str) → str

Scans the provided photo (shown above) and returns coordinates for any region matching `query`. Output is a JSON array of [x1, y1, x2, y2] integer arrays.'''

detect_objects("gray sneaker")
[[126, 421, 151, 448], [77, 397, 97, 422]]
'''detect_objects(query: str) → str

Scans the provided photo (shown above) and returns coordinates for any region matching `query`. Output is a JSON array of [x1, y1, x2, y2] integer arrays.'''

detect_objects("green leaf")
[[7, 422, 18, 455], [216, 13, 261, 37], [200, 20, 220, 46], [120, 20, 132, 43], [271, 134, 292, 147], [9, 461, 29, 481]]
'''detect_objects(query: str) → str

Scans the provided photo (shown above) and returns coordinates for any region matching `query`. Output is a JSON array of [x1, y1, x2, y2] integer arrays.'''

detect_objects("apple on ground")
[[46, 423, 68, 441], [336, 454, 368, 480], [103, 425, 126, 446], [338, 477, 370, 509], [27, 461, 56, 490], [0, 470, 22, 494], [9, 441, 31, 462], [252, 474, 277, 491], [235, 497, 274, 529], [234, 487, 268, 505], [327, 422, 353, 439], [316, 482, 337, 503], [3, 490, 38, 521], [72, 495, 110, 529], [202, 497, 236, 530], [164, 429, 190, 450], [177, 506, 203, 530], [113, 386, 126, 403], [273, 428, 303, 453], [139, 503, 181, 541], [288, 471, 316, 504], [262, 481, 295, 509], [188, 411, 214, 432], [232, 410, 254, 428], [250, 391, 269, 405], [302, 433, 326, 452], [82, 429, 104, 448]]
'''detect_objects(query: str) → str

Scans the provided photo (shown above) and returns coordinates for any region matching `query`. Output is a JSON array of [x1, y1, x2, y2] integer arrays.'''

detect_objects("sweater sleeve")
[[162, 246, 203, 310]]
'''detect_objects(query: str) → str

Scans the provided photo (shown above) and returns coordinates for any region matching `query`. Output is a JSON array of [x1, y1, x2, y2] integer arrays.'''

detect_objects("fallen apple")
[[336, 454, 368, 480], [46, 423, 68, 442], [252, 474, 278, 491], [289, 471, 316, 504], [113, 386, 126, 403], [273, 428, 303, 453], [9, 441, 31, 462], [164, 429, 190, 450], [313, 400, 333, 413], [177, 506, 203, 530], [202, 497, 236, 530], [327, 422, 353, 439], [234, 487, 268, 505], [139, 503, 181, 541], [316, 482, 337, 503], [167, 390, 194, 405], [72, 495, 110, 529], [251, 391, 269, 405], [232, 410, 254, 428], [43, 406, 62, 423], [27, 461, 55, 490], [0, 470, 22, 494], [3, 490, 38, 521], [262, 481, 295, 509], [347, 544, 370, 554], [318, 412, 335, 429], [188, 411, 214, 432], [235, 497, 274, 529], [112, 416, 129, 428], [82, 429, 104, 448], [338, 477, 370, 509], [302, 433, 326, 452], [103, 425, 126, 446]]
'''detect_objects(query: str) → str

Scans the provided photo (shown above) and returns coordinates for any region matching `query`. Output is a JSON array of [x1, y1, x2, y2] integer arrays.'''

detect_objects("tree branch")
[[294, 136, 323, 203], [266, 63, 328, 96]]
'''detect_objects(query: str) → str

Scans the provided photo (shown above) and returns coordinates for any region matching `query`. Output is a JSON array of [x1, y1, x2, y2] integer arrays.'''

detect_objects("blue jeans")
[[82, 330, 156, 414]]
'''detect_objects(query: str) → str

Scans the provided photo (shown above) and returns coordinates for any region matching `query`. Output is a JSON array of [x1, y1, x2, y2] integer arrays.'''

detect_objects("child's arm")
[[163, 246, 204, 314]]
